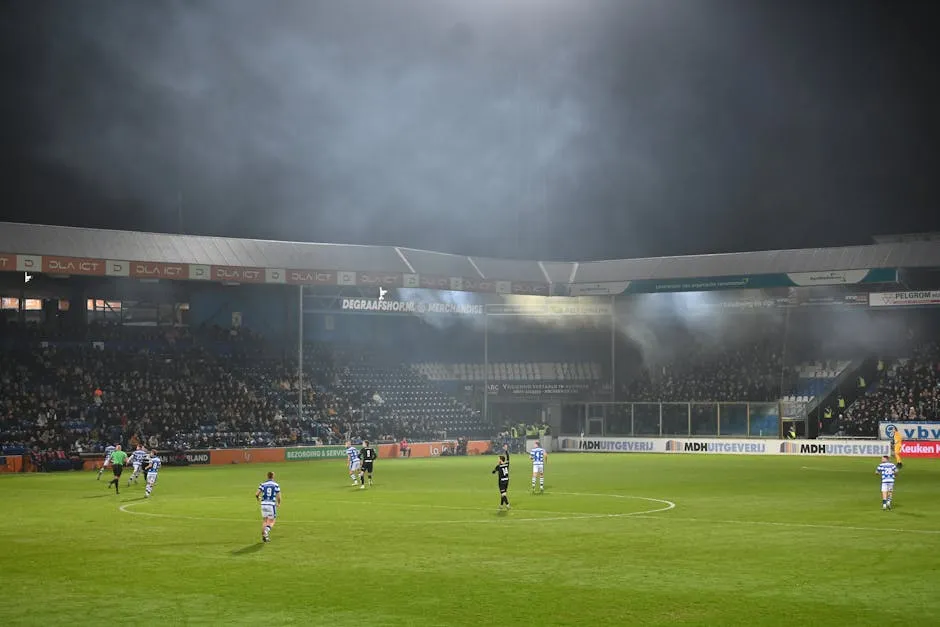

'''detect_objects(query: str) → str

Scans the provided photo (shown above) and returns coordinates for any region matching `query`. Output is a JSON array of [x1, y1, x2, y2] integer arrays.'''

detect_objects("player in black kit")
[[359, 441, 377, 489], [492, 455, 511, 511]]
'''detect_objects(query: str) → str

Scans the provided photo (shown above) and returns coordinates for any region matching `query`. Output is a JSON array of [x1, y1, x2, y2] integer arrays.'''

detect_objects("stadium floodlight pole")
[[483, 309, 489, 425], [610, 295, 616, 402], [298, 285, 304, 422]]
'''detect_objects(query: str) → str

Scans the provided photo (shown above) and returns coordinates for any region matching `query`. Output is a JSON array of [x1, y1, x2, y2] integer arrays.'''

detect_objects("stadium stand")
[[836, 341, 940, 436], [0, 323, 490, 456], [617, 338, 789, 403], [314, 346, 487, 438]]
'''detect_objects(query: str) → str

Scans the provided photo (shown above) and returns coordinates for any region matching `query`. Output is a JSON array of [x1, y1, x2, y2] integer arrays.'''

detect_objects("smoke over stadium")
[[3, 1, 940, 623]]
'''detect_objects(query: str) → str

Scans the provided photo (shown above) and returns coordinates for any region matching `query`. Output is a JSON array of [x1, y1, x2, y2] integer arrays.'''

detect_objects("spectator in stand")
[[838, 341, 939, 437], [620, 338, 789, 403], [0, 322, 457, 456]]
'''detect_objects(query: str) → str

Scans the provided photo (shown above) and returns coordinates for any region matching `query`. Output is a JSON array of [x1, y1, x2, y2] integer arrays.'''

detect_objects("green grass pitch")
[[2, 454, 938, 626]]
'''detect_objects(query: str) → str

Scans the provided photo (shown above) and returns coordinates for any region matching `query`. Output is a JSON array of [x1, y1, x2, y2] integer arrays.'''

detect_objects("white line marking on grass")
[[800, 466, 857, 473], [413, 495, 676, 525], [316, 498, 606, 517], [120, 494, 676, 525], [632, 514, 940, 536], [120, 501, 247, 523]]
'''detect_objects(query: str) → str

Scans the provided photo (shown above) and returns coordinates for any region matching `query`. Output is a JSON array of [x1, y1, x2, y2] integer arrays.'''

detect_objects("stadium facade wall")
[[557, 436, 892, 457]]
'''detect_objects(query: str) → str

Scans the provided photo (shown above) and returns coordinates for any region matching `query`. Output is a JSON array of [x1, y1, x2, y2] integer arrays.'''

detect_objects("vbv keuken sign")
[[899, 441, 940, 458], [879, 422, 940, 441]]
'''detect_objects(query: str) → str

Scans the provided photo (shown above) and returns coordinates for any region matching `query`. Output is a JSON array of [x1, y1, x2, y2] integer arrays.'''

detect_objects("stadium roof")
[[873, 232, 940, 244], [0, 221, 938, 295]]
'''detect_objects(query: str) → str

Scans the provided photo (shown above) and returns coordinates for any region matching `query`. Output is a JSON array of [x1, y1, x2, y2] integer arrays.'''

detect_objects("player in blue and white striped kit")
[[127, 445, 148, 486], [255, 472, 281, 543], [96, 444, 116, 480], [144, 451, 161, 498], [530, 441, 546, 494], [876, 455, 898, 510], [346, 442, 361, 486]]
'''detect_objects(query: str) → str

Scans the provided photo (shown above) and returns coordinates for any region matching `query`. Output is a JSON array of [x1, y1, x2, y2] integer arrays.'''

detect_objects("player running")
[[255, 471, 281, 543], [106, 445, 128, 494], [359, 441, 377, 489], [144, 451, 161, 498], [96, 443, 116, 480], [530, 441, 546, 494], [127, 445, 148, 486], [492, 455, 511, 511], [345, 441, 361, 486], [876, 455, 898, 511], [893, 429, 904, 469]]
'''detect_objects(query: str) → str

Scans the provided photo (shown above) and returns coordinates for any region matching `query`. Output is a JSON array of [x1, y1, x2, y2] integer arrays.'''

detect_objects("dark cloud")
[[1, 0, 938, 260]]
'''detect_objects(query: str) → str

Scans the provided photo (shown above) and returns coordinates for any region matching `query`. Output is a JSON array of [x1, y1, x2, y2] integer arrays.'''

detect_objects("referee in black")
[[359, 441, 377, 488], [492, 455, 511, 511]]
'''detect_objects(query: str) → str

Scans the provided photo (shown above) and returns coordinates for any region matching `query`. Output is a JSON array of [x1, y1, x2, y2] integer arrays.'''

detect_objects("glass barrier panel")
[[606, 403, 632, 435], [561, 404, 583, 435], [633, 403, 660, 436], [690, 403, 718, 436], [661, 403, 689, 436], [748, 402, 780, 438], [718, 403, 748, 436]]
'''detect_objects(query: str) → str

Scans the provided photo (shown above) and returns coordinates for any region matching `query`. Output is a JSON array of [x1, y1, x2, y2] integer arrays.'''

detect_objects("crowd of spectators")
[[0, 323, 447, 459], [619, 339, 789, 402], [836, 342, 940, 436], [5, 315, 936, 457]]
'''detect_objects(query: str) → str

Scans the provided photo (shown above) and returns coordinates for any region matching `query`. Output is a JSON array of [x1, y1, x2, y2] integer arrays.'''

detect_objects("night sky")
[[1, 0, 938, 262]]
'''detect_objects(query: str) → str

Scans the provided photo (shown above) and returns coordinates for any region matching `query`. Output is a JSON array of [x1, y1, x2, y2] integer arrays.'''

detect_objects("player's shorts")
[[146, 472, 158, 485], [112, 464, 123, 477], [132, 462, 142, 473], [532, 463, 544, 474], [349, 460, 362, 472], [260, 502, 278, 519], [362, 461, 374, 473], [498, 480, 509, 493], [103, 456, 112, 467], [881, 481, 895, 492]]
